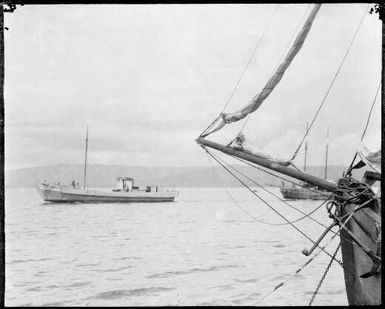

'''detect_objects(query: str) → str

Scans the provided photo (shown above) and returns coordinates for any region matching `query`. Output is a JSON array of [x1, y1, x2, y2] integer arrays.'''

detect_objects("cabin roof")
[[116, 177, 134, 181]]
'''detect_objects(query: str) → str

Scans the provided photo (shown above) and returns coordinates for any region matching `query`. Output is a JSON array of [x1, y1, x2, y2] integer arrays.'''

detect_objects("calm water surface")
[[5, 187, 348, 306]]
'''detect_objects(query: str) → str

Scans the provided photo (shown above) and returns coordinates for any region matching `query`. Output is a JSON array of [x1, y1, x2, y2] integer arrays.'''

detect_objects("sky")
[[4, 3, 382, 170]]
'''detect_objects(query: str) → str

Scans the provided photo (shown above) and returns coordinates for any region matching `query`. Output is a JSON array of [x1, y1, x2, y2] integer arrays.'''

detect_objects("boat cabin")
[[114, 177, 160, 193], [115, 177, 134, 191], [146, 186, 158, 192]]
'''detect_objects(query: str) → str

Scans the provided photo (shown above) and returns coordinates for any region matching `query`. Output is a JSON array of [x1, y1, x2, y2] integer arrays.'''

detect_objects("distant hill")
[[5, 163, 367, 188]]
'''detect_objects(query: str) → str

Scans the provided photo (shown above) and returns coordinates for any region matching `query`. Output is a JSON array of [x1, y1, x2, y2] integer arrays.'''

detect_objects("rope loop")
[[326, 200, 339, 219]]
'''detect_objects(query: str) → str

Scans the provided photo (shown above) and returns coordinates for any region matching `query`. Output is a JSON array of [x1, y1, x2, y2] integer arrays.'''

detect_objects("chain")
[[308, 243, 341, 306]]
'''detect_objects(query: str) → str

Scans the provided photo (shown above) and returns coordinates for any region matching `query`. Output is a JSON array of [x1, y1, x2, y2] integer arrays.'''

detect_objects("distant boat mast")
[[304, 122, 309, 172], [304, 124, 329, 179], [324, 126, 329, 180], [83, 126, 88, 190]]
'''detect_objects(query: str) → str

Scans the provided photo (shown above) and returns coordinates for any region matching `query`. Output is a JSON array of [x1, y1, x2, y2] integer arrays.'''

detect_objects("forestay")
[[202, 4, 321, 138]]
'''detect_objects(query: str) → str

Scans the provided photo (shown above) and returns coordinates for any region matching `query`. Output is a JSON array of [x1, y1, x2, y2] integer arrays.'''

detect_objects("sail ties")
[[201, 4, 321, 138], [227, 132, 292, 166]]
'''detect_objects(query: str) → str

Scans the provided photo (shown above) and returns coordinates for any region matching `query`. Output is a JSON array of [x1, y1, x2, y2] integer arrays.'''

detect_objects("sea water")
[[5, 187, 348, 306]]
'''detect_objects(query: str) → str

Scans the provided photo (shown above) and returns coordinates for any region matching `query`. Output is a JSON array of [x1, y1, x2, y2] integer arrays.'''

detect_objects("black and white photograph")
[[1, 2, 382, 306]]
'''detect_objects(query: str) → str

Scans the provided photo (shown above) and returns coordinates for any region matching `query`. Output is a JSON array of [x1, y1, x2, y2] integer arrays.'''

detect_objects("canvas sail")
[[202, 4, 321, 138], [228, 132, 292, 165], [358, 142, 381, 173]]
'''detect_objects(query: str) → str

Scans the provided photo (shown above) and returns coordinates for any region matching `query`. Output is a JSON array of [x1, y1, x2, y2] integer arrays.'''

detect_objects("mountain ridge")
[[5, 164, 367, 188]]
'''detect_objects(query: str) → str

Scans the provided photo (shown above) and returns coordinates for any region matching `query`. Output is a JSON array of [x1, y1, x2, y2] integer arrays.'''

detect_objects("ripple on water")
[[272, 244, 286, 248], [25, 281, 92, 292], [5, 188, 348, 306], [40, 301, 67, 306], [146, 264, 240, 279], [88, 287, 176, 300], [7, 257, 54, 265], [63, 281, 92, 289], [112, 256, 143, 261], [92, 265, 133, 273], [208, 284, 235, 291], [231, 292, 261, 305], [76, 263, 101, 268], [234, 278, 259, 284]]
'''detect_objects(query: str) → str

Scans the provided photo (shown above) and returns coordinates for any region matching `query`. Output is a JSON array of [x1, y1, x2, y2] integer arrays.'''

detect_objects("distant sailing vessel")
[[280, 183, 330, 200], [280, 126, 331, 200], [197, 4, 381, 305], [37, 129, 178, 203]]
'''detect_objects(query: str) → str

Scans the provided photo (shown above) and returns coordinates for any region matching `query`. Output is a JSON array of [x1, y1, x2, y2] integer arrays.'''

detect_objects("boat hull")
[[37, 184, 178, 203], [340, 204, 381, 305], [280, 187, 329, 200]]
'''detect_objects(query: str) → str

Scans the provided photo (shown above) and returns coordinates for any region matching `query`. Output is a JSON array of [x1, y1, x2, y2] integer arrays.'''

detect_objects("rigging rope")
[[232, 155, 333, 200], [213, 150, 376, 258], [200, 5, 280, 137], [253, 235, 341, 305], [205, 148, 344, 265], [199, 142, 381, 306], [253, 199, 366, 305], [289, 4, 369, 163], [346, 81, 381, 175], [221, 4, 279, 114], [206, 150, 327, 226], [233, 154, 326, 190], [220, 154, 330, 227], [205, 147, 378, 271], [239, 4, 312, 133], [308, 244, 341, 306], [236, 152, 377, 254], [205, 151, 279, 225], [199, 134, 377, 255], [208, 148, 370, 258]]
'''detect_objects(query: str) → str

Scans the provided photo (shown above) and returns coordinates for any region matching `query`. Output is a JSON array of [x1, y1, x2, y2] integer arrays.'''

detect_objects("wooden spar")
[[197, 137, 338, 192], [83, 126, 88, 190]]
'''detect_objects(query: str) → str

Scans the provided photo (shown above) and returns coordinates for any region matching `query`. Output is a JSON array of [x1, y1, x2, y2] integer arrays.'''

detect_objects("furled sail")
[[229, 132, 292, 165], [202, 4, 321, 138], [357, 143, 381, 173]]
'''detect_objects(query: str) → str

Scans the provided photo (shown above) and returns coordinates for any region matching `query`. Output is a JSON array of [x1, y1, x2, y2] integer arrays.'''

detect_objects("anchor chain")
[[309, 243, 341, 306]]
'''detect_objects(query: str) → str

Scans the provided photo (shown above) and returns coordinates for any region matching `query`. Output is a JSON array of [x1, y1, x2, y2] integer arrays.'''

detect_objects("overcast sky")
[[4, 3, 381, 170]]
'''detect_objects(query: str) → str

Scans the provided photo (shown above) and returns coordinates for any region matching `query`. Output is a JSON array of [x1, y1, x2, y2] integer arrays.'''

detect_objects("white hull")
[[37, 183, 178, 203]]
